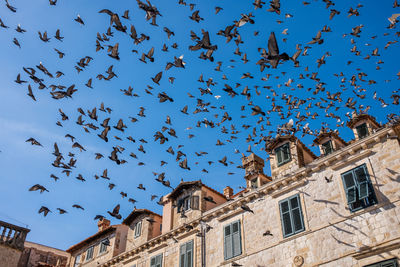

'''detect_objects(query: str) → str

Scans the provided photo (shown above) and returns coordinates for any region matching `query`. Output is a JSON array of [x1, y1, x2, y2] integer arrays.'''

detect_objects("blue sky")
[[0, 0, 399, 250]]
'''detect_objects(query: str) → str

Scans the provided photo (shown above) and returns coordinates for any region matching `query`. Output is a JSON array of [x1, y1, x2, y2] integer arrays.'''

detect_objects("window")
[[177, 196, 190, 213], [364, 258, 398, 267], [321, 140, 334, 155], [279, 194, 305, 238], [356, 123, 369, 139], [341, 164, 377, 212], [99, 239, 108, 254], [251, 178, 258, 189], [134, 220, 142, 238], [74, 254, 81, 267], [177, 195, 199, 213], [275, 143, 291, 166], [85, 246, 94, 261], [150, 253, 163, 267], [180, 240, 193, 267], [224, 220, 242, 260]]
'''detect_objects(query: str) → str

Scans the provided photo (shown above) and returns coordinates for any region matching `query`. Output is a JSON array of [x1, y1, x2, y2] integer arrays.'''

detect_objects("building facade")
[[68, 114, 400, 267]]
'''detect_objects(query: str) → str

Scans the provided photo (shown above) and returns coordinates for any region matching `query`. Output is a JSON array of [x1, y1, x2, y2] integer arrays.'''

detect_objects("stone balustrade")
[[0, 220, 30, 251]]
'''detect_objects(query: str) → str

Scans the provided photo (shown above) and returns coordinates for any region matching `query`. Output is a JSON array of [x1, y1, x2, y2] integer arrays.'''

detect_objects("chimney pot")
[[223, 186, 234, 199], [98, 218, 110, 232]]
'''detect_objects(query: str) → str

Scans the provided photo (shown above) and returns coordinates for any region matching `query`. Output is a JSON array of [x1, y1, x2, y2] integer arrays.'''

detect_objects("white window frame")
[[134, 220, 142, 238]]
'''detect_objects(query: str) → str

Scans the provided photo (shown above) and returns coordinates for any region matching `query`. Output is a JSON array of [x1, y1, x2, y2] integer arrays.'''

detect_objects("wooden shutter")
[[355, 165, 369, 200], [276, 147, 283, 165], [186, 240, 193, 267], [191, 195, 199, 210], [224, 224, 232, 260], [342, 172, 357, 204], [180, 243, 186, 267], [150, 257, 156, 267], [282, 143, 291, 161], [279, 199, 293, 237], [232, 221, 242, 257], [290, 195, 304, 233], [156, 254, 162, 267]]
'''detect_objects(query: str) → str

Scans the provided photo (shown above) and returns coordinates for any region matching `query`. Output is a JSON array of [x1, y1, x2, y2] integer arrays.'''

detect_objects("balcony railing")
[[0, 220, 30, 250]]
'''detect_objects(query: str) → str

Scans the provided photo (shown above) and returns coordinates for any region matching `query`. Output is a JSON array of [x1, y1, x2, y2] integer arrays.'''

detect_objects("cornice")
[[100, 126, 395, 266]]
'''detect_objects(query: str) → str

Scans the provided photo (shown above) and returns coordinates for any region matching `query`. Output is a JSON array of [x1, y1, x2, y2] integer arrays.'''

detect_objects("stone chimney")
[[98, 218, 110, 232], [223, 186, 233, 199]]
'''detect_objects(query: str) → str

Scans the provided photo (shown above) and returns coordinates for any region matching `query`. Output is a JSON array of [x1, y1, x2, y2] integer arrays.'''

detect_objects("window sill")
[[219, 253, 247, 266], [277, 160, 291, 168], [280, 229, 311, 244]]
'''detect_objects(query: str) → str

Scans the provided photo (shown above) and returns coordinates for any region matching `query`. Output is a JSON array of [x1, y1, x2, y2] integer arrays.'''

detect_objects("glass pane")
[[187, 251, 192, 267], [290, 196, 299, 209], [282, 213, 293, 236], [180, 254, 185, 267], [280, 201, 289, 213], [232, 222, 239, 233], [355, 166, 368, 183], [322, 140, 333, 155], [342, 172, 355, 188], [224, 235, 232, 259], [356, 123, 368, 138], [224, 225, 231, 236], [276, 148, 282, 164], [347, 187, 357, 204], [292, 208, 304, 232]]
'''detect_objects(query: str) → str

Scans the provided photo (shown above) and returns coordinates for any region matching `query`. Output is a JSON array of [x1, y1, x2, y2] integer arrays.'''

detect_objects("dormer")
[[241, 153, 271, 189], [122, 209, 162, 251], [266, 135, 317, 178], [313, 132, 348, 156], [161, 181, 226, 234], [347, 113, 380, 141]]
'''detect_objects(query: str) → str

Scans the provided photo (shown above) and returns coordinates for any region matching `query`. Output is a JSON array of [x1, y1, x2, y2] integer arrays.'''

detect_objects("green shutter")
[[150, 257, 155, 267], [282, 143, 291, 161], [232, 221, 242, 257], [280, 195, 305, 238], [365, 258, 398, 267], [276, 147, 283, 165], [342, 172, 357, 204], [224, 224, 232, 260], [355, 165, 369, 200], [290, 195, 304, 233], [279, 200, 293, 237]]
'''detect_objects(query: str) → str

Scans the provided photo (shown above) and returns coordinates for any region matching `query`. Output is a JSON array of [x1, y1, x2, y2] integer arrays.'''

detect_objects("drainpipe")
[[200, 222, 206, 267]]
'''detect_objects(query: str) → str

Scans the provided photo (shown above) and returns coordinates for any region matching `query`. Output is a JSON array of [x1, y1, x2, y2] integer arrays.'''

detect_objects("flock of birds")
[[1, 0, 400, 223]]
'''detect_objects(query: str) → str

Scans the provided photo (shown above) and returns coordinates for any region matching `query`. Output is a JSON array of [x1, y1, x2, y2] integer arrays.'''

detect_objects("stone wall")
[[0, 244, 22, 267]]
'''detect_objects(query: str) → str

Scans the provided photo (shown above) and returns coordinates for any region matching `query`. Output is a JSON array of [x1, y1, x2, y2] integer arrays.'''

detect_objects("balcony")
[[0, 220, 30, 250]]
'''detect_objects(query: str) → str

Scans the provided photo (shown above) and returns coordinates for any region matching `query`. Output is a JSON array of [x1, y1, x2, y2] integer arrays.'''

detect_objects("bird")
[[108, 204, 122, 219], [263, 230, 273, 236], [56, 208, 67, 214], [74, 15, 85, 25], [325, 175, 333, 183], [26, 138, 43, 146], [203, 196, 217, 204], [266, 32, 289, 68], [29, 184, 49, 193], [241, 204, 254, 214], [38, 206, 51, 217]]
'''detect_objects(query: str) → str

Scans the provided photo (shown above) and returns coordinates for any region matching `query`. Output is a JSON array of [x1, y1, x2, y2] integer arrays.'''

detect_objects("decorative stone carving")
[[293, 255, 304, 266]]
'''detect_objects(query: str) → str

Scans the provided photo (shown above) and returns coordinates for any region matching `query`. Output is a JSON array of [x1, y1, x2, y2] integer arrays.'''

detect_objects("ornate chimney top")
[[98, 218, 111, 232], [241, 153, 264, 179]]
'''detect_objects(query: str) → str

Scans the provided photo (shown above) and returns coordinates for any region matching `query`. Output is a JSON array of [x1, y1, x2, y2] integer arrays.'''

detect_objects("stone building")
[[68, 114, 400, 267], [0, 220, 30, 267], [18, 241, 70, 267], [66, 219, 128, 267]]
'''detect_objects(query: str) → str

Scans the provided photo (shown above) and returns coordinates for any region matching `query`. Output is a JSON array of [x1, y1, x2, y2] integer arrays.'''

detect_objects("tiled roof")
[[66, 226, 117, 253], [313, 132, 348, 146], [122, 209, 161, 225], [347, 114, 380, 128], [167, 180, 226, 200]]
